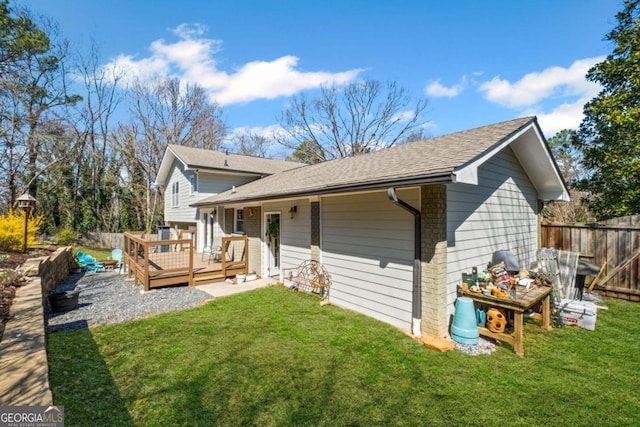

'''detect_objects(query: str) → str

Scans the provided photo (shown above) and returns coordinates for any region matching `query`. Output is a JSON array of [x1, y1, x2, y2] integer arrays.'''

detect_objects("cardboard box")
[[558, 299, 598, 331]]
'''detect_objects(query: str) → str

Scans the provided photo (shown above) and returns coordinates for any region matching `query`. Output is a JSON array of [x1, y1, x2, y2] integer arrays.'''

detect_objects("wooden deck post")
[[188, 241, 194, 287], [143, 241, 150, 292]]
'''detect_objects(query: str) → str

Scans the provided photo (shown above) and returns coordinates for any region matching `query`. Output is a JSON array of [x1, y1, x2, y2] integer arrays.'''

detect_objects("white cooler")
[[558, 299, 599, 331]]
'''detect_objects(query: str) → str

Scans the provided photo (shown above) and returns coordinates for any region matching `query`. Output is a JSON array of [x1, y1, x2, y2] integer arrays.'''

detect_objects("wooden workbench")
[[459, 285, 553, 356]]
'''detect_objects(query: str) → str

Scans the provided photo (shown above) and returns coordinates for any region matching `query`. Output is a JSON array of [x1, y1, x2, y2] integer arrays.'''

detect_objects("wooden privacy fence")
[[540, 215, 640, 301]]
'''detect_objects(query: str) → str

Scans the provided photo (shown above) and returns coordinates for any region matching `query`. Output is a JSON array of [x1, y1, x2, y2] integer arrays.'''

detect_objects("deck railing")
[[123, 232, 248, 291], [220, 235, 250, 278], [124, 231, 195, 291]]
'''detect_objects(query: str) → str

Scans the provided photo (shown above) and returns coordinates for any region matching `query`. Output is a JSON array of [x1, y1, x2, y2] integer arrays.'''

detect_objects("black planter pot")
[[49, 290, 80, 312]]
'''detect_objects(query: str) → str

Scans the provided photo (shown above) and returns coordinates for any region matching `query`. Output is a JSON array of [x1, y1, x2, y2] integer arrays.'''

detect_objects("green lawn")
[[48, 286, 640, 426], [74, 247, 113, 261]]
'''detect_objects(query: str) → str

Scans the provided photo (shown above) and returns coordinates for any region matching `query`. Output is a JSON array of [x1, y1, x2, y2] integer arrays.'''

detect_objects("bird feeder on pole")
[[16, 193, 36, 253]]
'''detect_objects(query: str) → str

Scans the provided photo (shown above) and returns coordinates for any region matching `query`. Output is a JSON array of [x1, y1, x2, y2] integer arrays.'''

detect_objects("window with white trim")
[[234, 208, 244, 234], [172, 181, 179, 207], [189, 174, 197, 195]]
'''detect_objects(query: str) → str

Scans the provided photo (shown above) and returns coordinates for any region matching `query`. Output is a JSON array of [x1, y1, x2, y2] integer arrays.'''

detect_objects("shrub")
[[55, 228, 78, 246], [0, 210, 44, 252], [0, 269, 20, 286]]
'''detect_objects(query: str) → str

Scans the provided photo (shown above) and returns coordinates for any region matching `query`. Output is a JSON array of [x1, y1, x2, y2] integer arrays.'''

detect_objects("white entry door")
[[264, 213, 281, 277]]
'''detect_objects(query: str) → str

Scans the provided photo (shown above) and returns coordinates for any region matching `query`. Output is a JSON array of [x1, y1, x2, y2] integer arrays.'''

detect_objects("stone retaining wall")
[[22, 246, 75, 297]]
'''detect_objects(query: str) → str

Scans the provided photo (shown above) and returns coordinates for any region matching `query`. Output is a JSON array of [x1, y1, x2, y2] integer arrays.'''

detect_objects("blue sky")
[[25, 0, 622, 140]]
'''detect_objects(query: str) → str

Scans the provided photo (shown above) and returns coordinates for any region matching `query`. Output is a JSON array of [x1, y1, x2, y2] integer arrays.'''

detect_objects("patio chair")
[[111, 248, 123, 273], [75, 251, 105, 273], [210, 245, 223, 263], [75, 251, 91, 268], [202, 246, 212, 262], [202, 242, 223, 263]]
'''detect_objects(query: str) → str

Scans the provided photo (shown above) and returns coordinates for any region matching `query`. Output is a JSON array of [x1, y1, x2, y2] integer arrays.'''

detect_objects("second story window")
[[189, 175, 197, 195], [172, 181, 179, 207]]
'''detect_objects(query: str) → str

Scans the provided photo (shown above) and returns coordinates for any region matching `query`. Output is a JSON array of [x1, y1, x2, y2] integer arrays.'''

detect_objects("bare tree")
[[401, 128, 431, 144], [112, 122, 148, 231], [277, 80, 429, 164], [229, 130, 272, 157], [69, 41, 123, 231], [117, 77, 227, 232]]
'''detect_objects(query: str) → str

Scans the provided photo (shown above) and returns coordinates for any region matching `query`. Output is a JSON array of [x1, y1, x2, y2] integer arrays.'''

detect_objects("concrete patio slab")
[[196, 277, 280, 298]]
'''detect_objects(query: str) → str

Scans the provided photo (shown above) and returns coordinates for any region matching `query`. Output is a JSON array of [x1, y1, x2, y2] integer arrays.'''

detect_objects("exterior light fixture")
[[289, 205, 297, 219]]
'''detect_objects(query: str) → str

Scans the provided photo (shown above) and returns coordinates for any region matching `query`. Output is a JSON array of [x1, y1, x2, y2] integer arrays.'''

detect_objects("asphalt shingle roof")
[[193, 116, 537, 206], [168, 144, 301, 175]]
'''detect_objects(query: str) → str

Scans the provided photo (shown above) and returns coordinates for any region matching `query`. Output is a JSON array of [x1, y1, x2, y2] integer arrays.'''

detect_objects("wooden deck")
[[123, 232, 248, 291]]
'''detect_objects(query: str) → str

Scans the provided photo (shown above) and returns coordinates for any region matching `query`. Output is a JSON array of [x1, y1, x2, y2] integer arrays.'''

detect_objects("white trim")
[[171, 181, 180, 207], [234, 208, 244, 234], [453, 123, 531, 185], [262, 211, 282, 278], [189, 174, 197, 195], [452, 122, 570, 201], [215, 206, 224, 242], [207, 187, 422, 209]]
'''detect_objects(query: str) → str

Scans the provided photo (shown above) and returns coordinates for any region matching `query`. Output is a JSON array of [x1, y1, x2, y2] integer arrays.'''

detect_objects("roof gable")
[[452, 119, 569, 200], [193, 117, 570, 206], [155, 144, 302, 188]]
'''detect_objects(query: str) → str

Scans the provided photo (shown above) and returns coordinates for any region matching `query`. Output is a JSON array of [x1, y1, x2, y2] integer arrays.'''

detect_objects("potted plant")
[[49, 289, 81, 312]]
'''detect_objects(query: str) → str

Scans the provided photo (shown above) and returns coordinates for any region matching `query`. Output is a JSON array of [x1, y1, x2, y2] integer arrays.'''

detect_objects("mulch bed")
[[0, 252, 29, 341], [0, 249, 57, 342]]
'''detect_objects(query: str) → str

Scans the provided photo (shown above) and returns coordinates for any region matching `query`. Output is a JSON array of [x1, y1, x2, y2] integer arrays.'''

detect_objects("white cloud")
[[392, 109, 417, 122], [475, 57, 605, 135], [535, 100, 588, 135], [478, 57, 603, 108], [214, 56, 361, 105], [425, 77, 466, 97], [227, 124, 287, 140], [170, 23, 209, 39], [104, 23, 363, 106]]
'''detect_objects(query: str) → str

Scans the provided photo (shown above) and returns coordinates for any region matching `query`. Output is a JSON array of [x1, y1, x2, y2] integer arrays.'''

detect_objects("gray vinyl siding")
[[263, 199, 311, 275], [163, 163, 260, 236], [321, 189, 418, 331], [446, 147, 538, 319], [164, 160, 197, 223], [197, 172, 255, 196]]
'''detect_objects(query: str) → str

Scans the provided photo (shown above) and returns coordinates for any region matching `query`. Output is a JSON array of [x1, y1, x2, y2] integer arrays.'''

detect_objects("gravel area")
[[454, 337, 498, 356], [45, 271, 212, 332]]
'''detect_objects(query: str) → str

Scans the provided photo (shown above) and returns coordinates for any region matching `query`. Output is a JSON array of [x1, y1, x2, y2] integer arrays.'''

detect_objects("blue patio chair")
[[111, 248, 123, 273], [75, 251, 105, 272], [75, 251, 90, 268]]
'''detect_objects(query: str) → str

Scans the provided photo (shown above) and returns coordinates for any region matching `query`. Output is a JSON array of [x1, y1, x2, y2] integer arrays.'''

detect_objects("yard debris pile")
[[453, 248, 611, 356]]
